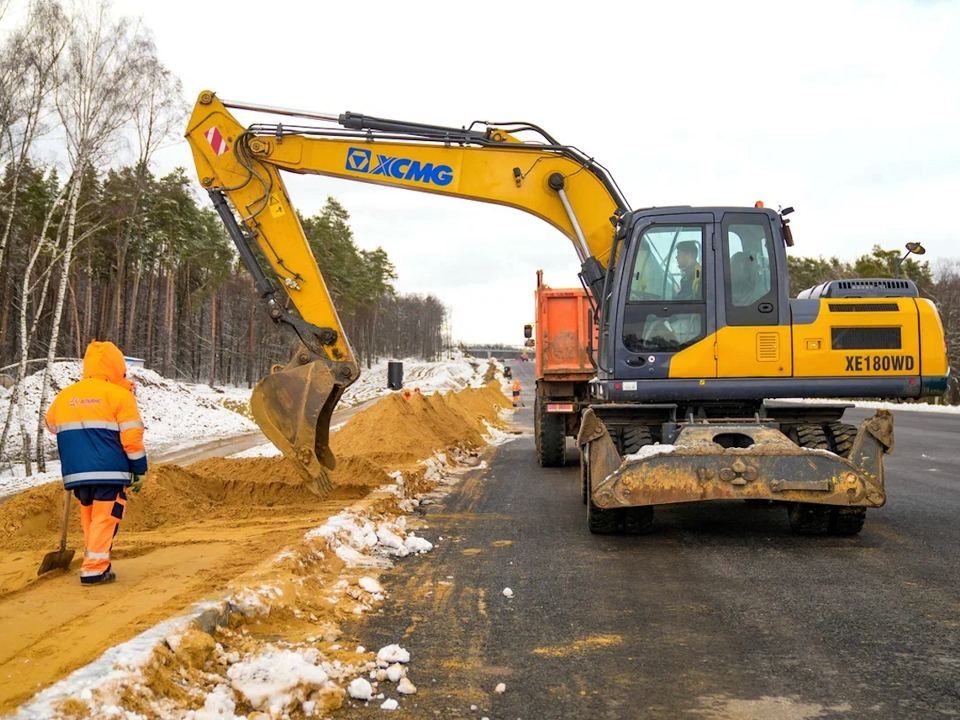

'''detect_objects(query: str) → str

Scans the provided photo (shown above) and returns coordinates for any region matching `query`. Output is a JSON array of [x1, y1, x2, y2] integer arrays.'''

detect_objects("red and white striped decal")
[[204, 126, 229, 156]]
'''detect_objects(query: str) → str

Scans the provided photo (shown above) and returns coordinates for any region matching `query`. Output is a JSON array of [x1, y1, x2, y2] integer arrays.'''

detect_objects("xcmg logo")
[[345, 147, 453, 187]]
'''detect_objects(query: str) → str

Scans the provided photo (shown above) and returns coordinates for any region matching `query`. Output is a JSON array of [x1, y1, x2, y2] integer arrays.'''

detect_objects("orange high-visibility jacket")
[[45, 342, 147, 489]]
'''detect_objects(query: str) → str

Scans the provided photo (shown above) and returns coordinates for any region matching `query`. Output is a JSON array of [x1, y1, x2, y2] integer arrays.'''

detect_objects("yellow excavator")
[[185, 91, 948, 535]]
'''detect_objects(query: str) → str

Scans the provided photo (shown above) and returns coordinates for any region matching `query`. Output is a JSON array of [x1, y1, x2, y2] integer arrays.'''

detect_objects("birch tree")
[[0, 1, 66, 279], [33, 1, 152, 468]]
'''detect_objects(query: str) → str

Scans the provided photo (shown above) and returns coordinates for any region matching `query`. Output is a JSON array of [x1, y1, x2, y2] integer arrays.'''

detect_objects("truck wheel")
[[535, 396, 566, 467], [787, 424, 832, 535]]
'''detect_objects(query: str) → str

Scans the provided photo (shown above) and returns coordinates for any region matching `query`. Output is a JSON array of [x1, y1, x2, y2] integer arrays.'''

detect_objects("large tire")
[[622, 506, 655, 535], [586, 469, 619, 535], [620, 425, 654, 456], [580, 443, 589, 505], [787, 502, 831, 535], [535, 395, 566, 467], [613, 425, 657, 534], [825, 422, 867, 536], [829, 507, 866, 535], [826, 422, 857, 458], [787, 424, 832, 535]]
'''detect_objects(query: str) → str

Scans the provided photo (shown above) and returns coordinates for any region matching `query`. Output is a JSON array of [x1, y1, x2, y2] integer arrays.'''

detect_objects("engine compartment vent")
[[797, 278, 918, 299]]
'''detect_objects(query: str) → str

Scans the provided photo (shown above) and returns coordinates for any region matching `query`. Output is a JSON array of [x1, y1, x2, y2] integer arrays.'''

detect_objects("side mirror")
[[523, 324, 532, 339]]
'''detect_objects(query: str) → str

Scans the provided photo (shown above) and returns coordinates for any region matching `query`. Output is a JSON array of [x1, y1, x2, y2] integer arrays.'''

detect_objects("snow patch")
[[377, 645, 411, 665], [227, 442, 282, 459], [623, 443, 676, 461], [1, 361, 256, 498]]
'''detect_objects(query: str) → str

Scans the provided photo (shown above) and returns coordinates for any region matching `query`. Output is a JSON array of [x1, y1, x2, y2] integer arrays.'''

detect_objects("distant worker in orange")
[[511, 378, 522, 407], [45, 341, 148, 585]]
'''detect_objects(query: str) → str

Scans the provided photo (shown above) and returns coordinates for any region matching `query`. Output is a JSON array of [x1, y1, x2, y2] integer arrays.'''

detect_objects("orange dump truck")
[[530, 270, 597, 466]]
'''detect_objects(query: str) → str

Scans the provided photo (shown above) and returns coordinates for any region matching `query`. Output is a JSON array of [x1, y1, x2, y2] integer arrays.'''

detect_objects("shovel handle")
[[59, 489, 71, 552]]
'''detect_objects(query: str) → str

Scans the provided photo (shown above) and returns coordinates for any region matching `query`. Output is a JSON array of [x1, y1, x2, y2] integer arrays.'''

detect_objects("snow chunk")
[[386, 663, 405, 683], [381, 698, 399, 710], [359, 576, 384, 594], [377, 644, 411, 664], [502, 587, 514, 599], [227, 648, 329, 711], [494, 682, 506, 694], [347, 677, 373, 701], [185, 684, 241, 719], [397, 677, 417, 695], [623, 443, 676, 461], [404, 533, 433, 554]]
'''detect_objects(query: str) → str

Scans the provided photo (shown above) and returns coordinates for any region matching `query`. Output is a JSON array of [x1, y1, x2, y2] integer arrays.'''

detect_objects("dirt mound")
[[332, 383, 509, 468], [0, 383, 509, 559]]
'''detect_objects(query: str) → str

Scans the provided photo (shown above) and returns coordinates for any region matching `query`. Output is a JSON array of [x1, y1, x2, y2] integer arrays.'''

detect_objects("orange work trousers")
[[73, 485, 127, 580]]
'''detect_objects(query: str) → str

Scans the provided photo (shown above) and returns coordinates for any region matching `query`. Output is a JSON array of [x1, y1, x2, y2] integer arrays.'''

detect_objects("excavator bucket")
[[250, 359, 341, 497]]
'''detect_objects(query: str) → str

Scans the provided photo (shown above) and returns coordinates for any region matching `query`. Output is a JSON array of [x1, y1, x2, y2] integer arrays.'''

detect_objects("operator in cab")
[[676, 241, 702, 300]]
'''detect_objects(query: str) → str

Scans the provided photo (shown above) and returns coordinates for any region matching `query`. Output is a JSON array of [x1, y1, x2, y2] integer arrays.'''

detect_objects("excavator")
[[185, 91, 949, 535]]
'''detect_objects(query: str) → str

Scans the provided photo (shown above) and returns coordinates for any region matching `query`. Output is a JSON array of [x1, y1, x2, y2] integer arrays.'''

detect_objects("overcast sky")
[[47, 1, 960, 342]]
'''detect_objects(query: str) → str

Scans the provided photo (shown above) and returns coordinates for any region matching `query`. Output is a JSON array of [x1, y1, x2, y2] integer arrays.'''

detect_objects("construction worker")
[[45, 341, 147, 585], [676, 240, 702, 300], [511, 378, 522, 407]]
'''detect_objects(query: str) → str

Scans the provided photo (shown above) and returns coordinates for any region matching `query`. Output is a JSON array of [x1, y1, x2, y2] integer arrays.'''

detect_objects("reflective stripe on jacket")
[[45, 342, 148, 489]]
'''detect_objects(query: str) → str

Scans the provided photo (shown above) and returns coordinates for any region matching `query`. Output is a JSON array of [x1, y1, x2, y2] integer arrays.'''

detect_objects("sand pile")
[[332, 383, 509, 468]]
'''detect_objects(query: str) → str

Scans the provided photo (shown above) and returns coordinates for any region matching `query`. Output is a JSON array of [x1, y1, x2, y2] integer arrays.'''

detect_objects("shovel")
[[37, 490, 75, 576]]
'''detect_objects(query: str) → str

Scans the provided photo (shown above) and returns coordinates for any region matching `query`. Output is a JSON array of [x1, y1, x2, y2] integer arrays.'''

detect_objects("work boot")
[[81, 568, 117, 586]]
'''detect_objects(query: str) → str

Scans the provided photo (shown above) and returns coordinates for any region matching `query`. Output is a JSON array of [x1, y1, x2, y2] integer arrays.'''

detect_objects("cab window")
[[622, 224, 706, 353], [722, 214, 777, 326]]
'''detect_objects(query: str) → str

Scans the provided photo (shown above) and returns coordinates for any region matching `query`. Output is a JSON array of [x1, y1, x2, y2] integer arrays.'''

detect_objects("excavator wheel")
[[612, 425, 656, 534], [580, 443, 589, 505], [828, 507, 866, 535], [786, 424, 833, 535], [619, 425, 654, 455], [535, 395, 566, 467], [826, 421, 857, 458], [586, 472, 619, 535], [826, 421, 867, 535]]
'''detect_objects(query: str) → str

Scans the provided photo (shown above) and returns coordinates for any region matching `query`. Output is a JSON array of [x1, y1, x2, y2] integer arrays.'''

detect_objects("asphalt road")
[[350, 361, 959, 720]]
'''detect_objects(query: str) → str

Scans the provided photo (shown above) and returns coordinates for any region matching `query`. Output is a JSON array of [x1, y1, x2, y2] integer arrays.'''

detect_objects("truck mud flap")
[[577, 409, 893, 509]]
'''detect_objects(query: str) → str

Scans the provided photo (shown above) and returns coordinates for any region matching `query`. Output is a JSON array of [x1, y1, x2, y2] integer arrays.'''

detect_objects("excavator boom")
[[185, 91, 624, 487]]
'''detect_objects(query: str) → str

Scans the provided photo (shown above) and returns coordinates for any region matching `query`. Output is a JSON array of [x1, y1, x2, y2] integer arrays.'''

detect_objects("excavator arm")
[[185, 91, 627, 490]]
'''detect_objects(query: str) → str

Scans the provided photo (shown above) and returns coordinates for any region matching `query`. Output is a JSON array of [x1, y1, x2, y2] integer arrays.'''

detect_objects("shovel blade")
[[37, 548, 75, 576], [250, 359, 341, 496]]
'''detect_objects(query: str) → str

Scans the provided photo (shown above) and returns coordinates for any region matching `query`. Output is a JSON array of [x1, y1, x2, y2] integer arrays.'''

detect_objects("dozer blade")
[[579, 409, 893, 510], [250, 359, 341, 497]]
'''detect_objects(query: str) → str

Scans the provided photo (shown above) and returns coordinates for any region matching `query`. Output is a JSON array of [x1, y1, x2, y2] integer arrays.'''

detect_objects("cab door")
[[714, 211, 792, 377], [614, 213, 718, 380]]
